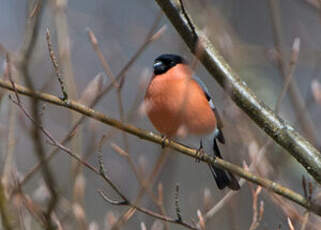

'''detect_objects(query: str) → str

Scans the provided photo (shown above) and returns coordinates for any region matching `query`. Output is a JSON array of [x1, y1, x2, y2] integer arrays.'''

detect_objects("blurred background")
[[0, 0, 321, 229]]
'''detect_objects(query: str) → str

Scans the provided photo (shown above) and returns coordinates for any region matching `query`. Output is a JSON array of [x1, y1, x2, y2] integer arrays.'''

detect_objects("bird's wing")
[[212, 107, 225, 143], [192, 75, 212, 106], [192, 75, 225, 144]]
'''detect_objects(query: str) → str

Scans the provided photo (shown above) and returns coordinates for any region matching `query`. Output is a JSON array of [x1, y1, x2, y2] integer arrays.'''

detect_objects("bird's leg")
[[195, 138, 205, 162], [160, 135, 170, 148]]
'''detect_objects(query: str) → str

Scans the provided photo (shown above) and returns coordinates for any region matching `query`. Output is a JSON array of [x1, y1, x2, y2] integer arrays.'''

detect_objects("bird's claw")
[[195, 147, 205, 162], [161, 135, 169, 148]]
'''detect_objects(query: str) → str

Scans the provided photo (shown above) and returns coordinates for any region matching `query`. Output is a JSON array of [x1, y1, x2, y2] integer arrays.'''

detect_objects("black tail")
[[209, 139, 240, 190]]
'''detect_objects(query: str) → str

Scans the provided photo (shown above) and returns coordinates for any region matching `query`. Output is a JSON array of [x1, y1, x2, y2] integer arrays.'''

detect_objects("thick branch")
[[0, 79, 320, 216], [154, 0, 321, 184]]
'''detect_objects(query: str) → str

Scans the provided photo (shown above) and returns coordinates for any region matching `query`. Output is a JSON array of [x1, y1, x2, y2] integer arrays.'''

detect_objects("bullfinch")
[[144, 54, 240, 190]]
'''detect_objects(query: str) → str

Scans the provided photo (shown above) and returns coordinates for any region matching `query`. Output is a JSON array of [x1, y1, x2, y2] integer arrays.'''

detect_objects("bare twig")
[[28, 1, 41, 19], [197, 210, 205, 230], [94, 14, 165, 104], [175, 184, 182, 222], [157, 183, 169, 230], [288, 217, 295, 230], [249, 186, 264, 230], [72, 203, 87, 230], [302, 176, 308, 200], [300, 212, 310, 230], [87, 29, 119, 88], [275, 38, 300, 113], [118, 10, 163, 85], [311, 80, 321, 106], [110, 142, 156, 201], [2, 55, 18, 199], [46, 28, 68, 101], [268, 0, 319, 146], [140, 222, 147, 230], [54, 0, 77, 100], [111, 148, 170, 229], [99, 191, 197, 230], [0, 181, 13, 230], [6, 54, 20, 104], [20, 190, 47, 227], [52, 213, 64, 230], [300, 176, 313, 230]]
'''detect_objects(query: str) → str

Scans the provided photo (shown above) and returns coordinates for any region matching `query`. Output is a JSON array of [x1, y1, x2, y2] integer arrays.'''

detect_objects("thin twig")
[[118, 10, 163, 85], [7, 54, 20, 104], [110, 143, 158, 202], [275, 38, 300, 113], [46, 28, 68, 101], [54, 0, 78, 100], [311, 80, 321, 106], [300, 176, 313, 230], [1, 54, 17, 230], [157, 183, 170, 230], [197, 210, 205, 230], [175, 184, 182, 222], [300, 212, 310, 230], [288, 217, 295, 230], [268, 0, 319, 147], [87, 29, 119, 88], [249, 186, 263, 230], [99, 191, 197, 230], [20, 189, 48, 227], [111, 148, 170, 229], [29, 1, 41, 19], [0, 181, 13, 230]]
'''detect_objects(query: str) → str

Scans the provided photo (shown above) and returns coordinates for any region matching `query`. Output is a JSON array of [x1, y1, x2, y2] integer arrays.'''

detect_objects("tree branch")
[[0, 79, 320, 216], [153, 0, 321, 184]]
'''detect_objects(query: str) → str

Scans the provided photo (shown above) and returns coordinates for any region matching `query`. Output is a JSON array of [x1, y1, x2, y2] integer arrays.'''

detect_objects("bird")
[[143, 54, 240, 190]]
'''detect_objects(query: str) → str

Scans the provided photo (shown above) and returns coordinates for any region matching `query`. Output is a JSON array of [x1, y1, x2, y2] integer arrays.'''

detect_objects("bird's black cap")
[[153, 54, 186, 75]]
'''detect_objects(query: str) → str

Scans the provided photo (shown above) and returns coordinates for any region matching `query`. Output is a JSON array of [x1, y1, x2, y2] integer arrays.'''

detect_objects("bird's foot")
[[160, 135, 170, 148], [195, 146, 205, 162]]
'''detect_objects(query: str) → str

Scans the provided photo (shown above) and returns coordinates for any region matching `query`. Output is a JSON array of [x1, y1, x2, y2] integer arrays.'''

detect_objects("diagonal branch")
[[99, 191, 197, 230], [153, 0, 321, 184], [0, 79, 320, 216]]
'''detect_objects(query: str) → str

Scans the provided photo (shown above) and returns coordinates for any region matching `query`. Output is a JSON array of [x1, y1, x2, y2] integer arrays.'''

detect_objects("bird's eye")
[[153, 61, 163, 69]]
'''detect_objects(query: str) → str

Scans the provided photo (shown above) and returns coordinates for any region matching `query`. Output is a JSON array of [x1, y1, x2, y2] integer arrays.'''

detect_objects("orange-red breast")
[[144, 54, 240, 190]]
